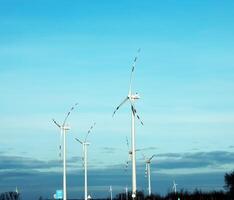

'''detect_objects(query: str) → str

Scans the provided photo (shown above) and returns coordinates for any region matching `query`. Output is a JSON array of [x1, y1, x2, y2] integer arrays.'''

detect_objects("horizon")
[[0, 1, 234, 200]]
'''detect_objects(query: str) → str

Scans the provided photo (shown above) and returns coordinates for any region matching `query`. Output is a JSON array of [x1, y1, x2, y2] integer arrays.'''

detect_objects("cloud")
[[1, 151, 234, 174], [151, 151, 234, 171], [67, 156, 83, 163], [0, 154, 58, 171], [101, 147, 120, 154], [0, 153, 82, 172]]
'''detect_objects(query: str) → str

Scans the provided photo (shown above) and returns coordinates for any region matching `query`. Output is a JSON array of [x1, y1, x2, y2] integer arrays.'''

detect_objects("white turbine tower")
[[172, 180, 178, 194], [143, 154, 156, 196], [52, 103, 78, 200], [113, 49, 143, 199], [75, 123, 96, 200], [109, 186, 113, 200]]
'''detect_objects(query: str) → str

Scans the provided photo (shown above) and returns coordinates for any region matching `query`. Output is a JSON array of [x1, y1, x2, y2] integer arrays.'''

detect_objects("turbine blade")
[[126, 137, 130, 150], [129, 151, 132, 160], [141, 153, 146, 161], [125, 161, 129, 171], [145, 164, 148, 177], [135, 148, 142, 152], [135, 147, 154, 152], [131, 104, 144, 125], [62, 103, 78, 126], [149, 154, 156, 161], [82, 157, 85, 169], [59, 129, 62, 160], [52, 119, 61, 128], [75, 138, 83, 144], [84, 122, 96, 142], [129, 48, 141, 95], [112, 97, 129, 117]]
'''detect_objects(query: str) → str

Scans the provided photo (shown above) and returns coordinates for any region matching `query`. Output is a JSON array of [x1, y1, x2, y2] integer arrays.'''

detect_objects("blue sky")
[[0, 0, 234, 199]]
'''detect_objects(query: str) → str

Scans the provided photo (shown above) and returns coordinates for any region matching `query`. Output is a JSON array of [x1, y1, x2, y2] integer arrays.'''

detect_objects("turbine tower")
[[110, 186, 113, 200], [113, 49, 143, 199], [143, 154, 156, 196], [75, 123, 96, 200], [52, 103, 78, 200]]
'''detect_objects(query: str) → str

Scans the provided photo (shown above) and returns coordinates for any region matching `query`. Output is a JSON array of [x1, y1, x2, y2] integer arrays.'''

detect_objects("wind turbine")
[[124, 137, 150, 171], [52, 103, 78, 200], [113, 49, 143, 199], [15, 187, 19, 194], [75, 123, 96, 200], [143, 154, 156, 196], [109, 186, 113, 200], [172, 180, 178, 194], [125, 186, 128, 200]]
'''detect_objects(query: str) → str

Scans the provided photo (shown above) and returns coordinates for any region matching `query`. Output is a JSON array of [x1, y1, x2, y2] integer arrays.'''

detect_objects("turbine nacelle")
[[128, 93, 140, 101], [128, 148, 142, 155], [143, 154, 156, 164], [62, 126, 70, 131]]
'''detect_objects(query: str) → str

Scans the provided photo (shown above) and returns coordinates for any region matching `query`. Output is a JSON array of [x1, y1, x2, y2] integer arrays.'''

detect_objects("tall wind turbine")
[[75, 123, 96, 200], [52, 103, 78, 200], [113, 49, 143, 199], [143, 154, 156, 196]]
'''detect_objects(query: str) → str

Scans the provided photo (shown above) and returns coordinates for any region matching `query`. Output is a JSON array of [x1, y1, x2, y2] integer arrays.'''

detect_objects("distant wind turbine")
[[143, 154, 156, 196], [75, 122, 96, 200], [52, 103, 78, 200], [15, 187, 19, 194], [172, 180, 178, 194], [125, 186, 128, 200], [113, 49, 143, 199], [109, 186, 113, 200], [125, 137, 152, 171]]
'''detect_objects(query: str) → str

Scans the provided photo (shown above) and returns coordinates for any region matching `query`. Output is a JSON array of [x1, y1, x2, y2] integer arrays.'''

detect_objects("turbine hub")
[[130, 93, 140, 100], [63, 126, 70, 130]]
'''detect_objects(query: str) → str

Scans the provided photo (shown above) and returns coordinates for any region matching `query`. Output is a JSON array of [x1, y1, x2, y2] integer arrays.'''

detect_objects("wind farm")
[[1, 1, 234, 200]]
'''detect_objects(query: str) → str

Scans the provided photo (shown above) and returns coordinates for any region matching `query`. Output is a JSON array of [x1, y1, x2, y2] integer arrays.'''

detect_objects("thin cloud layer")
[[152, 151, 234, 171]]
